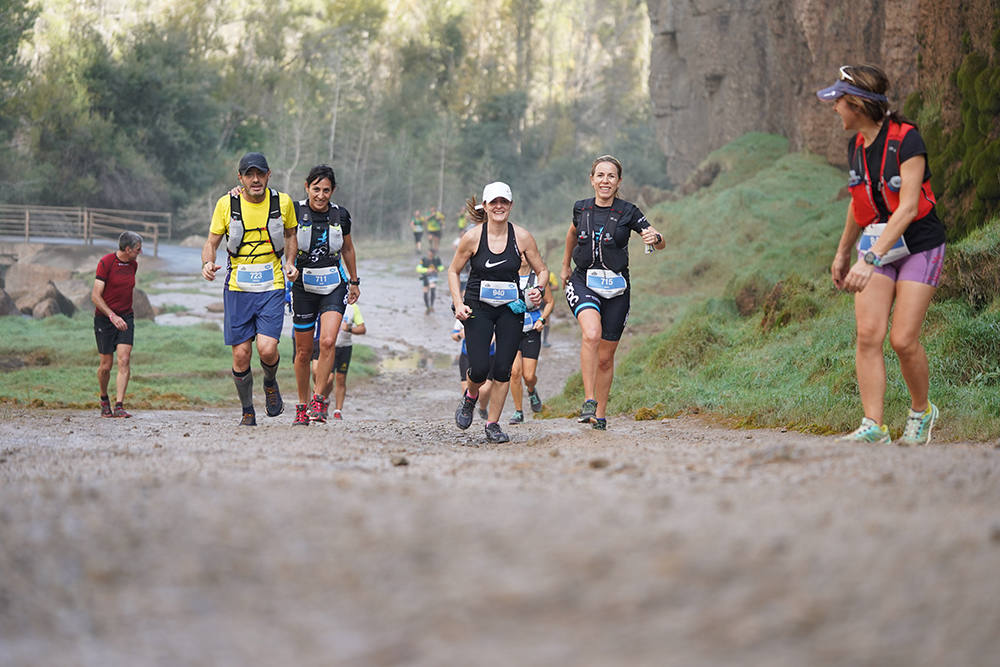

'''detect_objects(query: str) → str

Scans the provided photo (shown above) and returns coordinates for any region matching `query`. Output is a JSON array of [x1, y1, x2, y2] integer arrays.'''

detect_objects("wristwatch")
[[540, 317, 547, 325], [863, 251, 881, 267], [348, 278, 361, 286]]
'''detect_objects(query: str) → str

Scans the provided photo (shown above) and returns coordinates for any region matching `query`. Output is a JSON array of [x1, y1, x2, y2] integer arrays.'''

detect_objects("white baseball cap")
[[482, 181, 513, 203]]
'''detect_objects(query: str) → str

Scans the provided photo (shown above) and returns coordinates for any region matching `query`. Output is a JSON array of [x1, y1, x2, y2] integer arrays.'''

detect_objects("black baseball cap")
[[238, 152, 270, 174]]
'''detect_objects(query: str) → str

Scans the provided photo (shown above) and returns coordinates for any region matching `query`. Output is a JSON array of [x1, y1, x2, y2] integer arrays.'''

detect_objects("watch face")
[[864, 251, 876, 265]]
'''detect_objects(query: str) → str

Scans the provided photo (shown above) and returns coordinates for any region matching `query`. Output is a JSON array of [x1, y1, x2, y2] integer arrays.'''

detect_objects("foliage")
[[548, 133, 1000, 441], [0, 0, 660, 243], [906, 38, 1000, 240]]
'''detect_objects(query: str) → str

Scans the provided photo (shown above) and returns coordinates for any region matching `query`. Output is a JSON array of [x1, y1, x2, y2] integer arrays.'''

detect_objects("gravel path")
[[2, 249, 999, 666]]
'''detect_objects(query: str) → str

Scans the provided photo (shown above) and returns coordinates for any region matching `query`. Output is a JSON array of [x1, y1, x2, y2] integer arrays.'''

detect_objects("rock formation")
[[646, 0, 998, 184]]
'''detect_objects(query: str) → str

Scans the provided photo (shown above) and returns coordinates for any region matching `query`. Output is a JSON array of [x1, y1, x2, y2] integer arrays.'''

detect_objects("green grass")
[[545, 132, 1000, 442], [0, 315, 376, 409]]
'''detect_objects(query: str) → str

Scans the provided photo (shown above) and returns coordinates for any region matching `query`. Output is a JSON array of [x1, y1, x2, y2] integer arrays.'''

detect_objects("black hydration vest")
[[226, 188, 285, 259], [293, 200, 345, 268], [571, 197, 631, 274]]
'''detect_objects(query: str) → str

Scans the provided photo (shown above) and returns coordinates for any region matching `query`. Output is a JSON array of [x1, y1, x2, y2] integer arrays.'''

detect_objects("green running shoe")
[[509, 410, 524, 425], [898, 403, 938, 446], [840, 417, 890, 444]]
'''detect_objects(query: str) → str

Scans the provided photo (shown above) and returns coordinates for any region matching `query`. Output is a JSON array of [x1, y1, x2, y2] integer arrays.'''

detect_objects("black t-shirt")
[[846, 123, 945, 253]]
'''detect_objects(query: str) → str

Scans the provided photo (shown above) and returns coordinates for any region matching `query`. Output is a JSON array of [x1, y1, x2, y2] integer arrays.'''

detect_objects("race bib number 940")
[[479, 280, 517, 306]]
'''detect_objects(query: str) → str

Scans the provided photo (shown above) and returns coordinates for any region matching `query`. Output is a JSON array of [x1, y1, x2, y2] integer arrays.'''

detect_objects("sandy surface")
[[2, 246, 1000, 666]]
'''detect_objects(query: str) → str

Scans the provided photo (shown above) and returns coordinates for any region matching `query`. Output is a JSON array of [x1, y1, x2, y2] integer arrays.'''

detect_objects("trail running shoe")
[[240, 409, 257, 426], [485, 422, 510, 443], [307, 393, 327, 423], [455, 391, 477, 430], [332, 409, 343, 420], [578, 399, 598, 423], [112, 404, 132, 418], [592, 418, 607, 431], [509, 410, 524, 425], [100, 399, 113, 418], [478, 407, 488, 420], [840, 417, 890, 444], [293, 404, 310, 426], [528, 389, 542, 413], [899, 403, 939, 446], [263, 381, 284, 417]]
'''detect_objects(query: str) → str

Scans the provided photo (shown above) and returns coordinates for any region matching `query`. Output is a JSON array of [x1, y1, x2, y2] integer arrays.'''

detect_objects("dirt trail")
[[2, 245, 999, 666]]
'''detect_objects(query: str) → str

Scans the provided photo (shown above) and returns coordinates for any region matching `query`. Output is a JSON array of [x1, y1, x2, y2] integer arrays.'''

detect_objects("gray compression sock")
[[233, 367, 253, 409]]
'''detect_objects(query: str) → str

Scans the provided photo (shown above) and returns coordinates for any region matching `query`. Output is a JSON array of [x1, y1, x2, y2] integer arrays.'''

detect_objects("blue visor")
[[816, 79, 888, 103]]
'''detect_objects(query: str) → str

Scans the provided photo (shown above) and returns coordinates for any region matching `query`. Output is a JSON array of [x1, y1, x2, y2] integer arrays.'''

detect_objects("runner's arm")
[[561, 222, 576, 283], [517, 227, 548, 308], [868, 156, 925, 258], [91, 278, 127, 330], [282, 226, 299, 283], [201, 232, 224, 281], [341, 234, 360, 304]]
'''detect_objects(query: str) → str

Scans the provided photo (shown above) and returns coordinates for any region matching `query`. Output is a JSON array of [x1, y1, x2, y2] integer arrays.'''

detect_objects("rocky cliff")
[[646, 0, 999, 185]]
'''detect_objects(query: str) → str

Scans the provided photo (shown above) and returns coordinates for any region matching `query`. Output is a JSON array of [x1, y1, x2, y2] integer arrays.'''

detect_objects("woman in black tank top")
[[447, 181, 549, 443]]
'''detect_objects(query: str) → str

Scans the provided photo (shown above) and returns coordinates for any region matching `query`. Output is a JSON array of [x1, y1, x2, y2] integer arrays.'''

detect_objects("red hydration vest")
[[849, 121, 937, 227]]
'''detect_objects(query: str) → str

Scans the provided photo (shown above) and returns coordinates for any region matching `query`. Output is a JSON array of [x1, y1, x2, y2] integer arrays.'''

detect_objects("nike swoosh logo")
[[484, 259, 506, 268]]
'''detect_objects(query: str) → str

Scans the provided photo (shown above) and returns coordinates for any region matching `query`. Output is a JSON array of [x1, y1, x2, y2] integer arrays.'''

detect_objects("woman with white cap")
[[818, 64, 945, 445], [560, 155, 665, 431], [448, 181, 548, 443]]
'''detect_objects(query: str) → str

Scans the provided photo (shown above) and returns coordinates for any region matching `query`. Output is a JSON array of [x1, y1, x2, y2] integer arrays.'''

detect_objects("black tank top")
[[464, 223, 521, 306]]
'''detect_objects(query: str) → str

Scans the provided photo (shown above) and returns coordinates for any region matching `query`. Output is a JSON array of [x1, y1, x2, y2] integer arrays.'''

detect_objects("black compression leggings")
[[463, 303, 522, 384]]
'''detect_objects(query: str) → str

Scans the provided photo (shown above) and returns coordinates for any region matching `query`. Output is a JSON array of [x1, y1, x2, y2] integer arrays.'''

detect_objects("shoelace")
[[902, 413, 925, 440]]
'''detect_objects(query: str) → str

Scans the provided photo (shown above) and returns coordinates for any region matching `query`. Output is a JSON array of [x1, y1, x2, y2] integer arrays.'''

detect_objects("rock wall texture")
[[647, 0, 999, 185]]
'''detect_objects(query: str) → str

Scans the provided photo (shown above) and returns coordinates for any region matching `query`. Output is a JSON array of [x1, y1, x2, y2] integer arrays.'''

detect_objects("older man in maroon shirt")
[[91, 231, 143, 417]]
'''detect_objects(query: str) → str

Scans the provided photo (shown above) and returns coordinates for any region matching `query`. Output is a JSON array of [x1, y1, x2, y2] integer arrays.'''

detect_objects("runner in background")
[[508, 252, 554, 424], [416, 248, 445, 314], [451, 319, 494, 420], [309, 301, 365, 420], [410, 210, 424, 254], [92, 231, 143, 418], [426, 207, 444, 254]]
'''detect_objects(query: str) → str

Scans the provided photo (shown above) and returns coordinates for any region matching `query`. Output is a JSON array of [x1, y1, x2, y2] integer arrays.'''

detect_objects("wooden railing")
[[0, 204, 171, 256]]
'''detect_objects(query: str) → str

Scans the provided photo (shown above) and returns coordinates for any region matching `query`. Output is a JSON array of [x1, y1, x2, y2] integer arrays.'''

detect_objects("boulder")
[[54, 278, 95, 313], [132, 288, 155, 320], [4, 261, 73, 298], [15, 281, 76, 318], [0, 288, 18, 316], [32, 298, 64, 319]]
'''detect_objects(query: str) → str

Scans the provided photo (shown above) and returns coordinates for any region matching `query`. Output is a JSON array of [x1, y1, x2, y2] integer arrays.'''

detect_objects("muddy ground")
[[1, 243, 999, 666]]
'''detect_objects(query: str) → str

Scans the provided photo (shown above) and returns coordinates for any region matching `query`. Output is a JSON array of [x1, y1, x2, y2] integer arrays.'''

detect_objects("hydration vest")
[[294, 200, 345, 263], [571, 197, 631, 273], [227, 188, 285, 258], [519, 271, 541, 311], [849, 121, 937, 227]]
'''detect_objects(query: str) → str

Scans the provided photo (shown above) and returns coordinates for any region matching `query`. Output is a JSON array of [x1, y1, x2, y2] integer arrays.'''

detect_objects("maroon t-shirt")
[[95, 252, 137, 316]]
